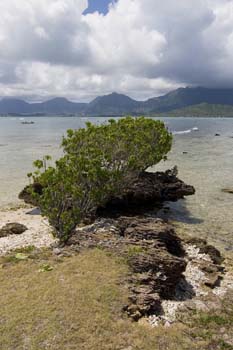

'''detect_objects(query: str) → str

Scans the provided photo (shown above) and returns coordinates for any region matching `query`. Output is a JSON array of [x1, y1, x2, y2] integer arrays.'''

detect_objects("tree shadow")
[[154, 199, 204, 225]]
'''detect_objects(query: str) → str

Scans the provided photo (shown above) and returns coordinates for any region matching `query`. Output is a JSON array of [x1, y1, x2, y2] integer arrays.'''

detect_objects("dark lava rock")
[[118, 217, 185, 257], [0, 223, 28, 238], [18, 182, 43, 206], [186, 238, 224, 265], [128, 249, 186, 298], [196, 261, 224, 289], [67, 215, 226, 322], [122, 220, 187, 318], [97, 167, 195, 217], [124, 288, 161, 321], [19, 168, 195, 218], [222, 188, 233, 194], [68, 216, 187, 320]]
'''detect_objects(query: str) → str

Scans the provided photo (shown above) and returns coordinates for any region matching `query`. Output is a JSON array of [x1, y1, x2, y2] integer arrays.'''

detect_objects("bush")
[[31, 117, 172, 243]]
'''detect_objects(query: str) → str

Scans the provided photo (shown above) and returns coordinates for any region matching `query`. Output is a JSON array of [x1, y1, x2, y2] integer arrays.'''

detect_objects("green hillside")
[[152, 103, 233, 117]]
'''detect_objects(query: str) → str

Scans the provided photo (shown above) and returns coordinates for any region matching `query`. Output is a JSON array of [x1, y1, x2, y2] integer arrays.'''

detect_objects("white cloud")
[[0, 0, 233, 101], [84, 1, 167, 73]]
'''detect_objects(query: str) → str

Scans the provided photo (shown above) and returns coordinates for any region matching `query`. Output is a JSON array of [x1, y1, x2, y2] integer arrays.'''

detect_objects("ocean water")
[[0, 116, 232, 250]]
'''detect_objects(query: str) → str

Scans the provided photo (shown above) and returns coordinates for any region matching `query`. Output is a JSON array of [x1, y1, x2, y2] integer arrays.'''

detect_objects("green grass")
[[0, 248, 233, 349], [126, 245, 146, 257], [198, 314, 230, 326]]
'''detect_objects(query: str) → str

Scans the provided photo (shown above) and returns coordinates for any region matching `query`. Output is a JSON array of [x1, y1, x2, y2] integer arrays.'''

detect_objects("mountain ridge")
[[1, 87, 233, 116]]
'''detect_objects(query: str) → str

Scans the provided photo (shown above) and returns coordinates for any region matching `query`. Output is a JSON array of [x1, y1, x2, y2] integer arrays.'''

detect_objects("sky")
[[1, 0, 233, 102], [83, 0, 114, 15]]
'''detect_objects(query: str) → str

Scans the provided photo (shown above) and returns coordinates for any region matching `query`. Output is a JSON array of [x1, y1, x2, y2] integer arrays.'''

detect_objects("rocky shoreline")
[[18, 167, 195, 216], [65, 215, 232, 326], [1, 168, 233, 326]]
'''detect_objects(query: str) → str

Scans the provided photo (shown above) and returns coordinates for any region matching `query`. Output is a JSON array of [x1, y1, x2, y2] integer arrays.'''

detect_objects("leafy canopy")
[[31, 117, 172, 243]]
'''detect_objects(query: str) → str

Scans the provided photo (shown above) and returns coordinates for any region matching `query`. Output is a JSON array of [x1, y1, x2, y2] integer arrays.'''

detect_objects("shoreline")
[[0, 206, 56, 256], [1, 115, 233, 118]]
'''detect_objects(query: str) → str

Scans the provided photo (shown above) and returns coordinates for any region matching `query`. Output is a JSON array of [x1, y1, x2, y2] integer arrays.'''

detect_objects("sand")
[[0, 206, 56, 255]]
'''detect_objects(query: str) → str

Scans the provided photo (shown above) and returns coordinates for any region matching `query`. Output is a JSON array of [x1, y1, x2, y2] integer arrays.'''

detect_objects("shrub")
[[31, 117, 172, 243]]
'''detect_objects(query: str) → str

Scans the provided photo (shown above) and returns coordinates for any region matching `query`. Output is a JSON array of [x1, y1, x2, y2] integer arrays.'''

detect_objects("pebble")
[[148, 244, 228, 327], [0, 208, 56, 255]]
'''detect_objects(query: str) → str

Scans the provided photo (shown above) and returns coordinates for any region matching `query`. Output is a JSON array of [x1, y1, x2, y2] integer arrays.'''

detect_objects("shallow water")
[[0, 116, 232, 251], [151, 118, 233, 251]]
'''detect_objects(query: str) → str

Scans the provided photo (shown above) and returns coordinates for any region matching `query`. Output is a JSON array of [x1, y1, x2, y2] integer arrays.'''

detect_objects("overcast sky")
[[1, 0, 233, 101]]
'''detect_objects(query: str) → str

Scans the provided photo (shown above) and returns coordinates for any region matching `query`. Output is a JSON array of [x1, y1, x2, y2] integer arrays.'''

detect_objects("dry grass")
[[0, 248, 232, 350]]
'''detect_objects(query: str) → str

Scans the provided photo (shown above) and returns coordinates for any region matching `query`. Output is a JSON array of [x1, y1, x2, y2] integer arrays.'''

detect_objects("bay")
[[0, 116, 232, 250]]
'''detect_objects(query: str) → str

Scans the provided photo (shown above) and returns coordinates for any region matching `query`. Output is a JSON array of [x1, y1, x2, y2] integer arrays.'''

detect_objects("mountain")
[[0, 98, 32, 114], [32, 98, 87, 114], [0, 97, 87, 115], [86, 92, 140, 115], [1, 87, 233, 116], [152, 103, 233, 118], [143, 87, 233, 113]]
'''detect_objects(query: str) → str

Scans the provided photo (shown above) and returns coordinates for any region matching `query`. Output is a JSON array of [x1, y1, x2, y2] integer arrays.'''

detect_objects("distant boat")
[[192, 127, 199, 131], [21, 121, 35, 125]]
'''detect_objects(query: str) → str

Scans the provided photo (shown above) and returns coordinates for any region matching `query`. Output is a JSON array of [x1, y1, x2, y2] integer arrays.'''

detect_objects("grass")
[[182, 293, 233, 350], [0, 248, 233, 350], [126, 245, 146, 257]]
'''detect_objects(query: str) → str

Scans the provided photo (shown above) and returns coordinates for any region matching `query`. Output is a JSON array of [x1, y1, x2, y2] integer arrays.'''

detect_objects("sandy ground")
[[0, 206, 56, 255]]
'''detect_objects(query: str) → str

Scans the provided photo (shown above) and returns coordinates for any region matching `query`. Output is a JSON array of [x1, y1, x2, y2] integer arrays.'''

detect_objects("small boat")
[[21, 121, 35, 125], [192, 127, 199, 131]]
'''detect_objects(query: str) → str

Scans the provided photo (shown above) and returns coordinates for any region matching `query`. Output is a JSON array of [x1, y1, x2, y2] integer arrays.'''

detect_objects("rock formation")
[[97, 168, 195, 217], [19, 167, 228, 325], [18, 182, 43, 206], [66, 215, 225, 323], [222, 188, 233, 194], [19, 168, 195, 214], [0, 223, 28, 238]]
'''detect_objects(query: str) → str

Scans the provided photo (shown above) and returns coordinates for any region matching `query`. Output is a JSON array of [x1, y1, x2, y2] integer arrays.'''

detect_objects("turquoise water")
[[0, 116, 232, 250]]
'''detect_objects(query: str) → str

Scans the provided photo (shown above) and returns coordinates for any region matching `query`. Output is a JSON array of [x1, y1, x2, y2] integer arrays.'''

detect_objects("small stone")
[[222, 188, 233, 194], [194, 300, 209, 312], [53, 248, 62, 255], [131, 311, 142, 321], [205, 274, 222, 289], [0, 223, 28, 238], [127, 304, 138, 313]]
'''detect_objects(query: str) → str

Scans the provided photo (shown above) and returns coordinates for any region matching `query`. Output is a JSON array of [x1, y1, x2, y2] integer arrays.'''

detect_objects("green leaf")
[[15, 253, 28, 260], [39, 264, 54, 272]]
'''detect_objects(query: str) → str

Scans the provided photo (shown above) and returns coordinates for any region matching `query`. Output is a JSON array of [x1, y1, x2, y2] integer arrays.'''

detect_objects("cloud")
[[0, 0, 90, 65], [0, 0, 233, 101]]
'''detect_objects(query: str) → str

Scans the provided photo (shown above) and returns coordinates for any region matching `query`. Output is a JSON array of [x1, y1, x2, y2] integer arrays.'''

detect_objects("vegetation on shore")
[[3, 115, 232, 350], [30, 117, 172, 243], [152, 103, 233, 118]]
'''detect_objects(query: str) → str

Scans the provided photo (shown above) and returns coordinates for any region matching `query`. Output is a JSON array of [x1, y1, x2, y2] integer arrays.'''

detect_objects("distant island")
[[1, 87, 233, 117]]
